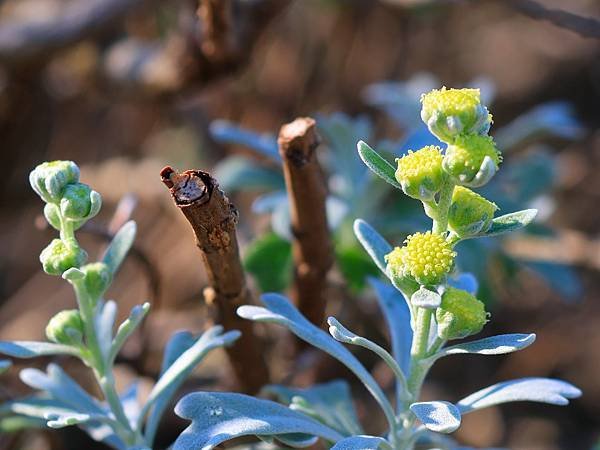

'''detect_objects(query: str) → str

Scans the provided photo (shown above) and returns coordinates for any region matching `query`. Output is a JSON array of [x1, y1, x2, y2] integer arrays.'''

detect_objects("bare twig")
[[278, 117, 334, 328], [506, 0, 600, 40], [160, 166, 269, 393], [0, 0, 147, 67]]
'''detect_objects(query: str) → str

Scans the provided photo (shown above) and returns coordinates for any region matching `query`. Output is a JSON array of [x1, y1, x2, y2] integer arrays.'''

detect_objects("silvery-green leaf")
[[46, 412, 92, 428], [495, 102, 583, 151], [327, 318, 407, 398], [480, 209, 537, 237], [353, 219, 392, 275], [274, 433, 319, 448], [102, 221, 136, 275], [410, 401, 461, 433], [108, 303, 150, 364], [457, 378, 582, 414], [214, 157, 284, 192], [411, 287, 441, 309], [331, 435, 390, 450], [252, 191, 288, 214], [142, 326, 241, 443], [431, 334, 536, 362], [210, 120, 280, 162], [524, 261, 583, 301], [160, 331, 197, 375], [0, 359, 12, 374], [317, 113, 372, 197], [1, 396, 124, 448], [62, 267, 85, 281], [368, 278, 412, 383], [95, 300, 117, 360], [20, 364, 104, 414], [173, 392, 343, 450], [448, 273, 478, 295], [357, 141, 401, 190], [0, 341, 79, 359], [264, 380, 363, 436], [238, 295, 396, 430], [120, 382, 141, 428]]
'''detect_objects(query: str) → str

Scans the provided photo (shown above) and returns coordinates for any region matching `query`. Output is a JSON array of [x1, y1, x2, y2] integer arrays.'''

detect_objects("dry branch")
[[278, 117, 334, 328], [0, 0, 147, 67], [507, 0, 600, 40], [160, 166, 269, 393]]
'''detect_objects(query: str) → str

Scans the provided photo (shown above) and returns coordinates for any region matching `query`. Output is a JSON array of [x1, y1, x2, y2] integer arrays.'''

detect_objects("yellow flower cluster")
[[448, 186, 498, 237], [436, 287, 488, 340], [395, 146, 445, 200], [386, 231, 456, 286], [443, 134, 502, 184]]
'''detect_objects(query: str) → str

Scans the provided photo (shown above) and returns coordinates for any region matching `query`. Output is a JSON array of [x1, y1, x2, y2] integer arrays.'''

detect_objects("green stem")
[[431, 182, 455, 234], [72, 280, 139, 445]]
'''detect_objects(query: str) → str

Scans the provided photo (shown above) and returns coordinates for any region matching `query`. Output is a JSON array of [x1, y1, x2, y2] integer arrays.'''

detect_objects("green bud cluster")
[[46, 309, 84, 346], [436, 287, 488, 340], [448, 186, 498, 237], [384, 86, 505, 340], [30, 161, 102, 276]]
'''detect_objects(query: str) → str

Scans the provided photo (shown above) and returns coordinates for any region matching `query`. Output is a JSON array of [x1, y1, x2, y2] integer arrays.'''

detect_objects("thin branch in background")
[[506, 0, 600, 40], [160, 166, 269, 394], [0, 0, 147, 67], [278, 117, 334, 328]]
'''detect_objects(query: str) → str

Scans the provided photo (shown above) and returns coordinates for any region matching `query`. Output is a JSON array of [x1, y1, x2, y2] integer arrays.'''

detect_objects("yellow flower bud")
[[81, 262, 112, 299], [420, 87, 491, 143], [60, 183, 102, 222], [436, 287, 487, 340], [46, 309, 84, 346], [29, 161, 80, 203], [386, 231, 456, 286], [443, 134, 502, 187], [448, 186, 498, 237], [395, 146, 445, 201], [39, 239, 87, 276]]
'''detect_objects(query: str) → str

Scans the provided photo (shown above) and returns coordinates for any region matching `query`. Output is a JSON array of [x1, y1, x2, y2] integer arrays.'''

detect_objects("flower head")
[[443, 134, 502, 187], [60, 183, 102, 221], [420, 87, 491, 143], [29, 161, 80, 204], [46, 309, 84, 346], [386, 231, 455, 286], [81, 262, 113, 300], [39, 239, 87, 276], [448, 186, 498, 237], [395, 146, 445, 201], [436, 287, 487, 340]]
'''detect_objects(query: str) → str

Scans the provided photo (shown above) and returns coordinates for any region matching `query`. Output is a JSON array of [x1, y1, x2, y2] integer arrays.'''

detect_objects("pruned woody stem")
[[278, 117, 334, 329], [160, 166, 269, 393]]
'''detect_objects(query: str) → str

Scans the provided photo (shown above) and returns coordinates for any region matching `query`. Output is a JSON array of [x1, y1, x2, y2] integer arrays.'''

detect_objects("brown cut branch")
[[160, 166, 269, 393], [278, 117, 334, 328]]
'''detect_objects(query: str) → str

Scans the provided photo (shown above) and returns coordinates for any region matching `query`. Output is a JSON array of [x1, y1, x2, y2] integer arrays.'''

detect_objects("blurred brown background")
[[0, 0, 599, 449]]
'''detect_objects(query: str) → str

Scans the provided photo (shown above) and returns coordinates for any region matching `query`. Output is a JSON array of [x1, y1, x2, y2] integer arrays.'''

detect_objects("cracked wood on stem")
[[278, 117, 334, 327], [160, 166, 269, 393]]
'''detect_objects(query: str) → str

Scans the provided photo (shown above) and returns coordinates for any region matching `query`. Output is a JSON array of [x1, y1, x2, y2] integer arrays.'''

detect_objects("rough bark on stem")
[[278, 117, 334, 327], [160, 166, 269, 393]]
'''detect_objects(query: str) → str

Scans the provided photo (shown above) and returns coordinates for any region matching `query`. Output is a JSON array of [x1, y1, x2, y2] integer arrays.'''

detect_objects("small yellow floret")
[[395, 146, 444, 200], [449, 186, 498, 236], [421, 87, 481, 118], [387, 231, 456, 286], [444, 135, 502, 182]]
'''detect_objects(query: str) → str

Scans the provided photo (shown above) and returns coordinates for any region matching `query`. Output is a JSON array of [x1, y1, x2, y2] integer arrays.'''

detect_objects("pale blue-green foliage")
[[210, 74, 584, 300], [0, 164, 240, 449], [173, 133, 580, 450]]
